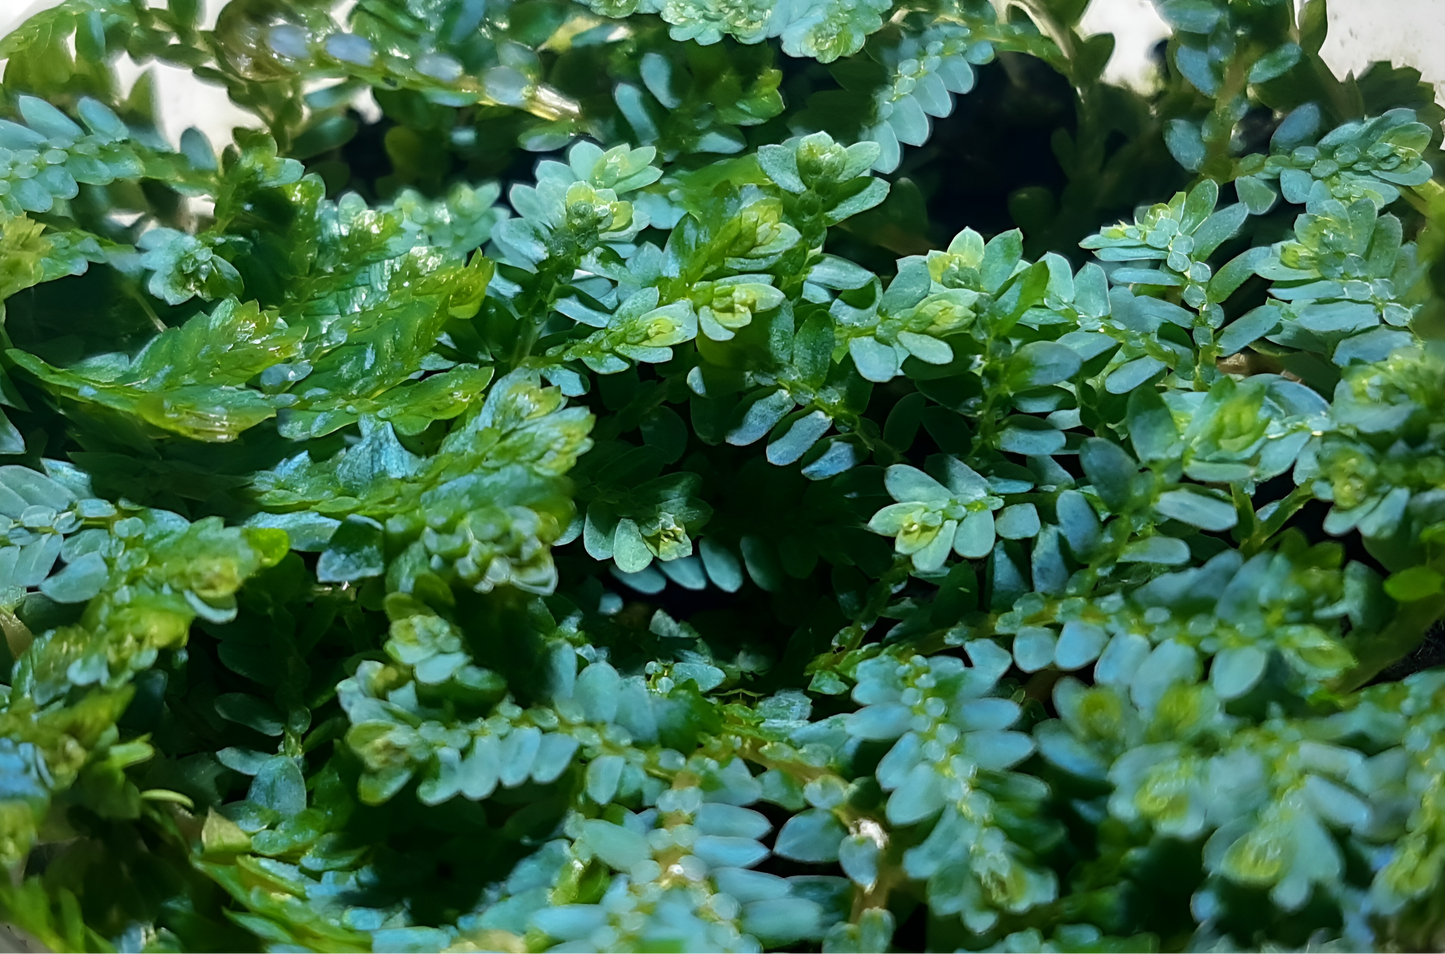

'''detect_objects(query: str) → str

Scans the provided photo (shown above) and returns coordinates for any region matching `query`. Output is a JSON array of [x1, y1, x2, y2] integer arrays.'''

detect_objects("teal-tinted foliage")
[[0, 0, 1444, 950]]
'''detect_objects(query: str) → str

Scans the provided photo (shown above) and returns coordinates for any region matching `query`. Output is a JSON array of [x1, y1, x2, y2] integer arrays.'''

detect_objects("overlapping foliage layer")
[[0, 0, 1443, 951]]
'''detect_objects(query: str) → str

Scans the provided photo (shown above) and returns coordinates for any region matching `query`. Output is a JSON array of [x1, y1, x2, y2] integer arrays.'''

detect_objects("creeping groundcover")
[[1, 0, 1445, 951]]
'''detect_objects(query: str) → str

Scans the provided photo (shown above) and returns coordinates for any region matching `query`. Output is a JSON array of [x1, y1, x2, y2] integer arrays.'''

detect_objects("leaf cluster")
[[0, 0, 1444, 953]]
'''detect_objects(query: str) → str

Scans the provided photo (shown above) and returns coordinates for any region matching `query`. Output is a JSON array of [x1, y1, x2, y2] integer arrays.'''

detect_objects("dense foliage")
[[0, 0, 1443, 950]]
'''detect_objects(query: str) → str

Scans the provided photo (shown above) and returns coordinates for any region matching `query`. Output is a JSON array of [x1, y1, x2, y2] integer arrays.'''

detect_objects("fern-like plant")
[[0, 0, 1443, 951]]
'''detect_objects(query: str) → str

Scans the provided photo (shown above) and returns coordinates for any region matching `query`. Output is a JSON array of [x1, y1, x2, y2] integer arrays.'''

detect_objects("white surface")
[[4, 0, 259, 148], [0, 0, 1441, 149], [1318, 0, 1445, 98], [0, 924, 43, 954], [1078, 0, 1172, 90], [1078, 0, 1445, 96]]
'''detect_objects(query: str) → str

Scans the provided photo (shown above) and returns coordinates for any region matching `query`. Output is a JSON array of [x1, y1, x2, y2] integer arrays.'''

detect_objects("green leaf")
[[1192, 203, 1249, 259], [1165, 119, 1206, 172], [1010, 341, 1082, 389], [885, 465, 950, 505], [1105, 356, 1167, 394], [612, 518, 654, 573], [1212, 645, 1268, 699], [954, 509, 997, 559], [1158, 0, 1223, 33], [1217, 304, 1281, 355], [316, 515, 385, 583], [996, 503, 1041, 540], [998, 418, 1066, 456], [1080, 439, 1137, 511], [699, 537, 744, 592], [1234, 176, 1278, 216], [1119, 536, 1192, 564], [1155, 488, 1239, 531], [729, 389, 796, 445], [248, 757, 306, 815], [1383, 566, 1444, 602], [773, 809, 846, 862], [1126, 388, 1181, 463], [38, 552, 108, 603], [1248, 43, 1302, 84], [1209, 247, 1270, 302], [767, 410, 832, 466], [0, 410, 24, 457], [1299, 0, 1328, 54], [849, 336, 900, 383], [792, 314, 835, 390], [217, 694, 286, 737]]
